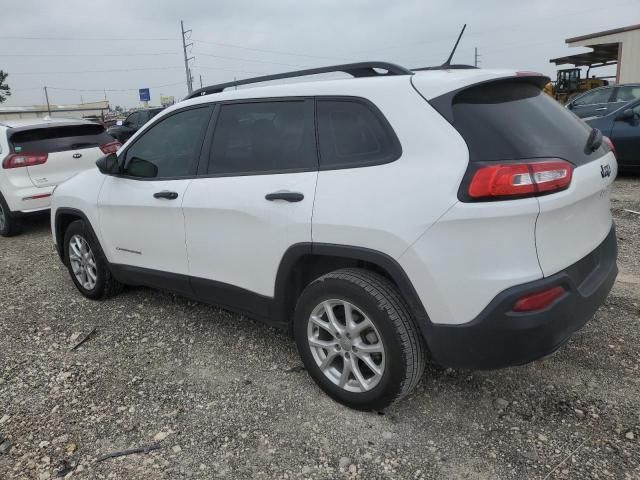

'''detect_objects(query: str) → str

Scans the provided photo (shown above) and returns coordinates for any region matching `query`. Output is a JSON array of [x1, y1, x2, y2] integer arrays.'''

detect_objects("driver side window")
[[123, 107, 211, 179]]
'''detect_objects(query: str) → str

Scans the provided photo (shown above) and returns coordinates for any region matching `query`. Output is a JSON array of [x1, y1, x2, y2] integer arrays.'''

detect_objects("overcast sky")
[[1, 0, 637, 109]]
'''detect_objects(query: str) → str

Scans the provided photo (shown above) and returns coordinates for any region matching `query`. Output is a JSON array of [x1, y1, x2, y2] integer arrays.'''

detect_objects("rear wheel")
[[63, 220, 123, 300], [0, 192, 21, 237], [294, 268, 426, 410]]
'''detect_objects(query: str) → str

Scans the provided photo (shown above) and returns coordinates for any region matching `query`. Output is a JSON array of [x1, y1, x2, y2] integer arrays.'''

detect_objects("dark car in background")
[[567, 84, 640, 118], [586, 99, 640, 172], [106, 107, 163, 143]]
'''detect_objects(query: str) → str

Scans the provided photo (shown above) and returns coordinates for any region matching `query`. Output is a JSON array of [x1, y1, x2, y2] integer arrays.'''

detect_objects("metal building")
[[551, 24, 640, 83], [0, 100, 110, 121]]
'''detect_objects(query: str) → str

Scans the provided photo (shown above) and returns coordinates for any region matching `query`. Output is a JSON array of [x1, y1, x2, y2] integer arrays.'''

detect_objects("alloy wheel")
[[307, 299, 385, 393], [68, 234, 98, 290]]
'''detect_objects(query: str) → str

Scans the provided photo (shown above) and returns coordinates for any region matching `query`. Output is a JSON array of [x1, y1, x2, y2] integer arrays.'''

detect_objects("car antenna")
[[413, 24, 477, 71], [442, 24, 467, 68]]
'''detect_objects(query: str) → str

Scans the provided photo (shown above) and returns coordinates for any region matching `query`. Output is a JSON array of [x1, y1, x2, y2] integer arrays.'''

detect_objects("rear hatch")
[[9, 123, 117, 188], [422, 75, 616, 276]]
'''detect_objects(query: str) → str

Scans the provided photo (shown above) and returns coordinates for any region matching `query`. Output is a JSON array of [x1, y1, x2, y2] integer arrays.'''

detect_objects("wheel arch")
[[54, 208, 101, 263], [273, 243, 432, 337]]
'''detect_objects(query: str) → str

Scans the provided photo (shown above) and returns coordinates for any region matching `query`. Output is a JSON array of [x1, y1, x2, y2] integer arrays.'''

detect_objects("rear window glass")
[[317, 99, 400, 169], [10, 124, 112, 154], [451, 81, 602, 166]]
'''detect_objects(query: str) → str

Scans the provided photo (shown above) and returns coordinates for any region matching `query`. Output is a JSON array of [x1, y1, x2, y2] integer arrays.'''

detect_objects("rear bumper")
[[427, 225, 618, 369], [3, 187, 54, 213]]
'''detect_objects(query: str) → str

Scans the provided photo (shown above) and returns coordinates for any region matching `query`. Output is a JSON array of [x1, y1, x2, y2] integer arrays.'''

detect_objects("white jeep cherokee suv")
[[50, 63, 618, 410], [0, 118, 120, 236]]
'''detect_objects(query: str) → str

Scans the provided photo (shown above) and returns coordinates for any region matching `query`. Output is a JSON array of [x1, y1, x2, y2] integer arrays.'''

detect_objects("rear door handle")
[[265, 191, 304, 202], [153, 191, 179, 200]]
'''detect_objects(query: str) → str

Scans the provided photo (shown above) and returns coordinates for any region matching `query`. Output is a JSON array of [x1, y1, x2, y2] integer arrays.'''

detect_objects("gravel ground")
[[1, 176, 638, 480]]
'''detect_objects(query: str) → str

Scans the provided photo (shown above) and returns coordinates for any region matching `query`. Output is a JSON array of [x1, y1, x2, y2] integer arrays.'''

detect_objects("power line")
[[48, 81, 186, 92], [0, 52, 180, 57], [0, 35, 177, 41], [11, 66, 184, 75], [193, 39, 354, 61], [197, 52, 309, 68]]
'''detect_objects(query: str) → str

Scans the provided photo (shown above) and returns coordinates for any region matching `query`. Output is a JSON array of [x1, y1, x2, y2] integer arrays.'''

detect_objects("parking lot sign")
[[138, 88, 150, 102]]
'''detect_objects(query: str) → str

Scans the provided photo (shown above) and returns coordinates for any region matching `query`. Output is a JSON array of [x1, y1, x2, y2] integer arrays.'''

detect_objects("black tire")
[[63, 219, 123, 300], [0, 192, 21, 237], [294, 268, 426, 411]]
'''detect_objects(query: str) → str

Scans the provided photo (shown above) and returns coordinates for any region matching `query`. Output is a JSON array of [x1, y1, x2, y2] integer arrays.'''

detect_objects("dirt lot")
[[1, 177, 638, 480]]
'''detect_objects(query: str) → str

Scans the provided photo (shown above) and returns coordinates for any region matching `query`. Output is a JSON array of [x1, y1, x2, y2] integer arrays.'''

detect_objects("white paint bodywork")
[[51, 68, 616, 326], [0, 119, 105, 213]]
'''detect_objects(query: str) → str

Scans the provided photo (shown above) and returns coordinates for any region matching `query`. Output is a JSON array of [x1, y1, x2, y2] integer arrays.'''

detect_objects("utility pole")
[[474, 47, 481, 68], [200, 74, 203, 89], [44, 86, 51, 117], [181, 20, 195, 95]]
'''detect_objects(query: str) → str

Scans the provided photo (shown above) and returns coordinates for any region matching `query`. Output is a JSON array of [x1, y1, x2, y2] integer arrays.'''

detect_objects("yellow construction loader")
[[544, 68, 608, 104]]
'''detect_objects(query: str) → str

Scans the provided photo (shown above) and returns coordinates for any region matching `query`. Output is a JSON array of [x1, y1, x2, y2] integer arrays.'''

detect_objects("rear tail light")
[[513, 286, 566, 312], [100, 141, 122, 154], [603, 136, 616, 159], [2, 153, 48, 169], [466, 159, 573, 200]]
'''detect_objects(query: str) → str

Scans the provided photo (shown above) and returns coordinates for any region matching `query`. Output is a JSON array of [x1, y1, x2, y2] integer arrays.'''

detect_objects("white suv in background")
[[0, 118, 119, 236], [50, 63, 618, 410]]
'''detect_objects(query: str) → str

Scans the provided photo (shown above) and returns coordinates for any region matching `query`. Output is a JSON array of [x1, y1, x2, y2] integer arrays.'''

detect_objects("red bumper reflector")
[[513, 286, 566, 312], [22, 193, 52, 201]]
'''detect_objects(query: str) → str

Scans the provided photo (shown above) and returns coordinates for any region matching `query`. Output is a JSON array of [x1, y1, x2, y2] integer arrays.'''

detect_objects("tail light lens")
[[602, 136, 616, 159], [100, 141, 122, 154], [466, 159, 573, 200], [513, 286, 566, 312], [2, 153, 48, 169]]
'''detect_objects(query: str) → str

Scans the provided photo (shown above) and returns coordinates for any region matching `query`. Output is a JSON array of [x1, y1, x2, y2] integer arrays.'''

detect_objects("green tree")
[[0, 70, 10, 104]]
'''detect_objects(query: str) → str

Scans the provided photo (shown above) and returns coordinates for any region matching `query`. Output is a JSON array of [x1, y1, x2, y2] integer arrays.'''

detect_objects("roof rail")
[[412, 64, 478, 71], [185, 61, 413, 99]]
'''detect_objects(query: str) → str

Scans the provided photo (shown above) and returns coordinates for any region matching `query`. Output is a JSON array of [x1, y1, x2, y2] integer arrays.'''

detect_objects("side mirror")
[[617, 109, 635, 121], [96, 153, 120, 175]]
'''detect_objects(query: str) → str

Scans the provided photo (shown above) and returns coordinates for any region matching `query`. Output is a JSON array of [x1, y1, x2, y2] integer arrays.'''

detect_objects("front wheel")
[[294, 269, 426, 410], [63, 220, 123, 300]]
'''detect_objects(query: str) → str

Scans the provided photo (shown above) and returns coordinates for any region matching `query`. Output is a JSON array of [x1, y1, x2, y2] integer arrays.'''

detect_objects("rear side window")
[[207, 100, 316, 175], [449, 81, 601, 166], [317, 99, 400, 169], [9, 124, 113, 154], [123, 107, 211, 178], [572, 88, 612, 106], [614, 85, 640, 103]]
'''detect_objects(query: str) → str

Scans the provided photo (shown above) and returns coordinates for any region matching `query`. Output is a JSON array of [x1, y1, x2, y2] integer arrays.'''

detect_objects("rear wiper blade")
[[585, 128, 603, 153]]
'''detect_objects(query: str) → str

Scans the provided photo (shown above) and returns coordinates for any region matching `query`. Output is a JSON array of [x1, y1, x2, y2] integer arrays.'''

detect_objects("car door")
[[610, 101, 640, 167], [181, 99, 318, 313], [569, 87, 614, 118], [98, 105, 213, 292]]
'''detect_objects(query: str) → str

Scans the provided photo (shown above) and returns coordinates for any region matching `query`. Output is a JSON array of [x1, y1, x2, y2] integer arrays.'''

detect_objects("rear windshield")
[[450, 81, 603, 166], [9, 124, 112, 154]]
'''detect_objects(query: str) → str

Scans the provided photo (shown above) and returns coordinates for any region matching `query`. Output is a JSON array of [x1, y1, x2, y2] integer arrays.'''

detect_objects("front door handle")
[[153, 191, 179, 200], [595, 107, 608, 111], [265, 191, 304, 202]]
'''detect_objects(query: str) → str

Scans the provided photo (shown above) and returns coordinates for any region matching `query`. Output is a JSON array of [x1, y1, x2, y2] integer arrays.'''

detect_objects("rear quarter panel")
[[311, 78, 469, 258]]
